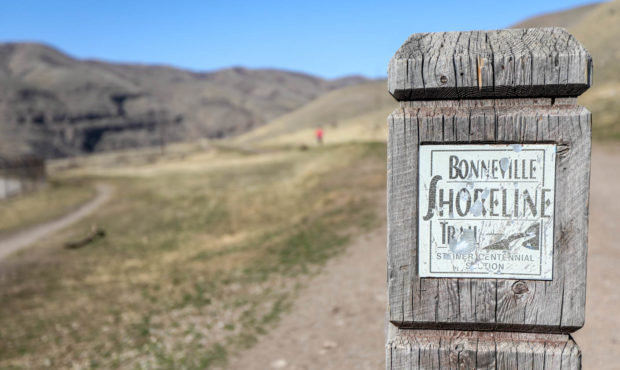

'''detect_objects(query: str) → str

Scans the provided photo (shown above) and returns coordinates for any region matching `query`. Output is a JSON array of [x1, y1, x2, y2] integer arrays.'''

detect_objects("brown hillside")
[[0, 43, 365, 157], [244, 2, 620, 147], [513, 1, 620, 139], [237, 80, 395, 146], [512, 2, 602, 29]]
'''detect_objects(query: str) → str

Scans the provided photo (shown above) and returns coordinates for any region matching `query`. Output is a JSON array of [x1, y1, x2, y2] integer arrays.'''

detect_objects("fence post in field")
[[386, 28, 592, 369]]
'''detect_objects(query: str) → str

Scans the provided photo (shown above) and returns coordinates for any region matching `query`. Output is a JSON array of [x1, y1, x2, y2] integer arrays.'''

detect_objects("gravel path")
[[230, 145, 619, 370], [0, 183, 112, 261]]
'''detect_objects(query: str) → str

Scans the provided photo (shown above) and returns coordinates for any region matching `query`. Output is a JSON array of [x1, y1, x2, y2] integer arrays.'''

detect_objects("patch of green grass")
[[276, 221, 350, 273], [199, 344, 228, 369]]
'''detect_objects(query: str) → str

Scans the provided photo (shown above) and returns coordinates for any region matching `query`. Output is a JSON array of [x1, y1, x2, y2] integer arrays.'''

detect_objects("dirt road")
[[573, 145, 620, 369], [230, 145, 619, 370], [0, 183, 112, 261], [228, 217, 387, 370]]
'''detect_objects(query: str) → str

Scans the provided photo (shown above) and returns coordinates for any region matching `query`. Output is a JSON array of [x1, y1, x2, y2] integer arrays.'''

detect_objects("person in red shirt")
[[315, 127, 324, 145]]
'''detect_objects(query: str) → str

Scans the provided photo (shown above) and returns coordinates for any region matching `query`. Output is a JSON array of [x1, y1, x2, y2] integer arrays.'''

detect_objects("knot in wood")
[[512, 280, 529, 295]]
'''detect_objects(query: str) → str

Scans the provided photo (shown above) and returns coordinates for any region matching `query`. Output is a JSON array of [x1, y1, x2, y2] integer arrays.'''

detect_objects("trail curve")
[[0, 183, 112, 260]]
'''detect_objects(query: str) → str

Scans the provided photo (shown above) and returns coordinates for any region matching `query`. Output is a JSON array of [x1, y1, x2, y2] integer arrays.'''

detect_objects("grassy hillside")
[[570, 1, 620, 83], [0, 142, 386, 368], [512, 2, 601, 29], [514, 0, 620, 139], [236, 80, 396, 146], [572, 1, 620, 139], [240, 1, 620, 146]]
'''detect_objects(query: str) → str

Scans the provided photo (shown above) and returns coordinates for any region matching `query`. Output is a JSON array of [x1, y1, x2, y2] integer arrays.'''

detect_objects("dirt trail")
[[0, 183, 112, 261], [230, 145, 619, 370], [228, 210, 387, 369], [572, 145, 620, 369]]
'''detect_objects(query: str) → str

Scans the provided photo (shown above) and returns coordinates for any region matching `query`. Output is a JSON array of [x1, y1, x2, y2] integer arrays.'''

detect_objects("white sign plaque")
[[418, 144, 556, 280]]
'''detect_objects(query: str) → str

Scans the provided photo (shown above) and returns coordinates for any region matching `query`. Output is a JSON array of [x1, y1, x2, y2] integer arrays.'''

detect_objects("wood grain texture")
[[386, 329, 581, 369], [388, 28, 592, 100], [386, 99, 591, 333]]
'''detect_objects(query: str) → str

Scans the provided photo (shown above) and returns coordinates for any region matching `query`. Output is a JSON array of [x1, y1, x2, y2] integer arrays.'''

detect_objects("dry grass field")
[[0, 179, 94, 236], [0, 142, 386, 368]]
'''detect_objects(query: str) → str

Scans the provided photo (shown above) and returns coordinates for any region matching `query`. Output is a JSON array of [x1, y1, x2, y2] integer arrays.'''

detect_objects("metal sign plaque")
[[418, 144, 556, 280]]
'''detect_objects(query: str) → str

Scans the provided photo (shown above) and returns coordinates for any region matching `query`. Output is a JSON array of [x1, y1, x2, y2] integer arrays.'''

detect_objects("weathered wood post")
[[386, 28, 592, 369]]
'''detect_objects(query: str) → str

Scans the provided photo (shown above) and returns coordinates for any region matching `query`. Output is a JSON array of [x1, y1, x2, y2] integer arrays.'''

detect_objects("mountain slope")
[[513, 0, 620, 139], [241, 2, 620, 147], [0, 43, 365, 157], [236, 80, 396, 146], [512, 2, 601, 29]]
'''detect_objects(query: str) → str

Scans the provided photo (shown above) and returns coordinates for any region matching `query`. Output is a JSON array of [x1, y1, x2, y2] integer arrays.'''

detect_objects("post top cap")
[[388, 27, 592, 101]]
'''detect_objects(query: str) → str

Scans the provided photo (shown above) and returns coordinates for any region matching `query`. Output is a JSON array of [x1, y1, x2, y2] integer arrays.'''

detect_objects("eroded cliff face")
[[0, 43, 365, 158]]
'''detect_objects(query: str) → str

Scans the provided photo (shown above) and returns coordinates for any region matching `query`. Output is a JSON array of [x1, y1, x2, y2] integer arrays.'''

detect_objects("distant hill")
[[4, 2, 618, 160], [241, 2, 620, 147], [513, 0, 620, 139], [512, 3, 601, 29], [0, 43, 366, 158], [236, 80, 395, 146]]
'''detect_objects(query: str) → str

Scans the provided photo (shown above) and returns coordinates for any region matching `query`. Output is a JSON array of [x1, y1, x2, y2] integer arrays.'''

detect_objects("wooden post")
[[386, 28, 592, 369]]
